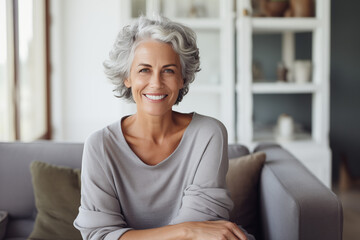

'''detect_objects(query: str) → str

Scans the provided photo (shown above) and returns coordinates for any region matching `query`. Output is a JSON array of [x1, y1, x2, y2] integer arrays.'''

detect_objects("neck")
[[130, 110, 177, 144]]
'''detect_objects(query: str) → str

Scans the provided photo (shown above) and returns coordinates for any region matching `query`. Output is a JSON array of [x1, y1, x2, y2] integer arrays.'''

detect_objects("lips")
[[144, 94, 168, 101]]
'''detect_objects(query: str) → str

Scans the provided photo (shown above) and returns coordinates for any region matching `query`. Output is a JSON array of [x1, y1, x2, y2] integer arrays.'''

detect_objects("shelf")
[[251, 17, 319, 33], [129, 18, 221, 29], [252, 82, 318, 94], [173, 18, 222, 29], [253, 124, 312, 143]]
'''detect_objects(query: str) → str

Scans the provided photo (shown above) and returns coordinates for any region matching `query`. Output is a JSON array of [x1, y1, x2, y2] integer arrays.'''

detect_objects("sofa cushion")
[[28, 161, 82, 240], [226, 152, 266, 237]]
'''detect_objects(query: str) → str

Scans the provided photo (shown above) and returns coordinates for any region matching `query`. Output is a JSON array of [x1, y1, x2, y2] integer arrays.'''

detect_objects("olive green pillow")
[[29, 161, 82, 240], [226, 152, 266, 237]]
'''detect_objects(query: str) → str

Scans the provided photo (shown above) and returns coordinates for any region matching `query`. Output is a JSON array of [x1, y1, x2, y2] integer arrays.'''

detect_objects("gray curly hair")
[[103, 15, 201, 105]]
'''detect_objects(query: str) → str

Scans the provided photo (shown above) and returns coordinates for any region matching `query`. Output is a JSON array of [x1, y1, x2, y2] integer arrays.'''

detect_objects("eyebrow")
[[163, 64, 178, 68], [138, 63, 152, 67], [137, 63, 178, 68]]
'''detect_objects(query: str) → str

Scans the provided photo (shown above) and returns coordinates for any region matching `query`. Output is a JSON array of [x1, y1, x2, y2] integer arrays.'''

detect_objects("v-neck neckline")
[[119, 112, 196, 168]]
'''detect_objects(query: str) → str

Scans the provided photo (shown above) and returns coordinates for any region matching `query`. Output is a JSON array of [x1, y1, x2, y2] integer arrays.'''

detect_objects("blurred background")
[[0, 0, 359, 238]]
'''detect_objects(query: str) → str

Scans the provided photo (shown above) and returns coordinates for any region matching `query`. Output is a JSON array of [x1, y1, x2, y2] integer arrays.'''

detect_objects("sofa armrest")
[[0, 211, 8, 240], [254, 144, 343, 240]]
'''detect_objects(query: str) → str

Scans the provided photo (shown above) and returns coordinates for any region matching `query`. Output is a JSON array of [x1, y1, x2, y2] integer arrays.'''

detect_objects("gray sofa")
[[0, 141, 343, 240]]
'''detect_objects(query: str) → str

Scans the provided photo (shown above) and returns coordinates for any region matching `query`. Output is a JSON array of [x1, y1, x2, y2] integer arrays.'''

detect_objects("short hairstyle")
[[103, 15, 201, 105]]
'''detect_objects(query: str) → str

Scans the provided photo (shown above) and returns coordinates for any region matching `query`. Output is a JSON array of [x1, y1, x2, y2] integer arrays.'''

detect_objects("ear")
[[124, 78, 131, 88]]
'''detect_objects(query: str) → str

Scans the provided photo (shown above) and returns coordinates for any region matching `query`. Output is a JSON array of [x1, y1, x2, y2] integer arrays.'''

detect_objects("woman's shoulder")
[[191, 112, 227, 137], [84, 119, 122, 146]]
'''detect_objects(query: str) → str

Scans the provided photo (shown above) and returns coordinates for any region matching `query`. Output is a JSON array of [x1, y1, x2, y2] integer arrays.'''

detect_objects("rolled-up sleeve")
[[169, 122, 234, 224], [74, 131, 132, 239]]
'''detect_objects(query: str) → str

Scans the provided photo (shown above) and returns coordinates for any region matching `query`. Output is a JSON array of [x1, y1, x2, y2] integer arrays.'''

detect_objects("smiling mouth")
[[144, 94, 168, 101]]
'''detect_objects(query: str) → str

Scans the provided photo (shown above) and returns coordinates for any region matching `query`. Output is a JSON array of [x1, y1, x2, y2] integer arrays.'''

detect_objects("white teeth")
[[145, 94, 167, 100]]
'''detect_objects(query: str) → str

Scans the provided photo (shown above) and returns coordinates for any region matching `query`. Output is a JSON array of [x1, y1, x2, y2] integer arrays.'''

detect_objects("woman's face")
[[125, 40, 183, 116]]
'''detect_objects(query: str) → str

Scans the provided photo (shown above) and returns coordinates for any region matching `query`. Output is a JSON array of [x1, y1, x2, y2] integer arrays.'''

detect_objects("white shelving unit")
[[236, 0, 331, 187], [120, 0, 236, 143]]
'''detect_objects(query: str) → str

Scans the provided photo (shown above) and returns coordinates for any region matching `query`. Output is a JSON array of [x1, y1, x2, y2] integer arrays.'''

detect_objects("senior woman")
[[74, 16, 253, 240]]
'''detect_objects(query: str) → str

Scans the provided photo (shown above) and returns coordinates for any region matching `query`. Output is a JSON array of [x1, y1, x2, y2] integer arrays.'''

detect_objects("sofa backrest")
[[228, 144, 250, 159], [0, 141, 249, 217]]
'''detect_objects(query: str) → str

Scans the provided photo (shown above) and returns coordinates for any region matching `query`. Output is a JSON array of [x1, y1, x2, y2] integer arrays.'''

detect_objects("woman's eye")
[[139, 69, 150, 73], [164, 69, 174, 73]]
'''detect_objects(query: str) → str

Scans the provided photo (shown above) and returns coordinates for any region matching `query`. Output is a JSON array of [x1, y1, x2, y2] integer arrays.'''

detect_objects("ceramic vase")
[[276, 114, 295, 141], [259, 0, 289, 17], [294, 60, 312, 84], [285, 0, 315, 17]]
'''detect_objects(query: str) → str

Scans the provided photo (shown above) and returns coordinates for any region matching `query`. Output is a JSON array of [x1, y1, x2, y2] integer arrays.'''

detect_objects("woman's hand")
[[181, 220, 248, 240], [120, 220, 248, 240]]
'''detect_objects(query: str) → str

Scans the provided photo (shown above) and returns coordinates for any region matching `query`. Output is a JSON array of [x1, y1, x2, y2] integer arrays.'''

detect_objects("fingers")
[[212, 221, 248, 240], [233, 226, 248, 240], [225, 221, 248, 240], [186, 220, 248, 240]]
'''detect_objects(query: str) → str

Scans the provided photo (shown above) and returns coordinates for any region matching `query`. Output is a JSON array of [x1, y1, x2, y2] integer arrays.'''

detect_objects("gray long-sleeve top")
[[74, 113, 234, 239]]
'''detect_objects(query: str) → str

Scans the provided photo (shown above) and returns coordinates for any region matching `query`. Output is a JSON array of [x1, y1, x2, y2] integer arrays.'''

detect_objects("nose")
[[149, 71, 163, 89]]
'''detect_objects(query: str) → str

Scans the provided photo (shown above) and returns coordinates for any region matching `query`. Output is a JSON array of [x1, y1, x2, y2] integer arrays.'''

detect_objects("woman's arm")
[[120, 221, 247, 240], [170, 119, 233, 224], [74, 132, 132, 239]]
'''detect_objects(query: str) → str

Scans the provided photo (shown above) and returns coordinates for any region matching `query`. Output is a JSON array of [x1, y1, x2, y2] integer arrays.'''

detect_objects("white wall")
[[50, 0, 135, 141]]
